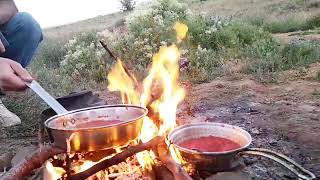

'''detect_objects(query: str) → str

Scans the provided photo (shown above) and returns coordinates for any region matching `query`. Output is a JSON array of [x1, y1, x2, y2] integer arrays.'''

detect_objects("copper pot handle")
[[240, 148, 316, 180]]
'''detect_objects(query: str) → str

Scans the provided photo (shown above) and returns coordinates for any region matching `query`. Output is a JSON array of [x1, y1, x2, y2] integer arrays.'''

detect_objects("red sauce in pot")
[[178, 136, 241, 152], [76, 120, 123, 128]]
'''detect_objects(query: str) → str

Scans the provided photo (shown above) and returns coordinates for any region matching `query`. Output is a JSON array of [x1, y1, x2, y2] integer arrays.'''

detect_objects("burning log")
[[70, 136, 192, 180], [69, 136, 163, 180], [1, 145, 64, 180], [157, 140, 192, 180]]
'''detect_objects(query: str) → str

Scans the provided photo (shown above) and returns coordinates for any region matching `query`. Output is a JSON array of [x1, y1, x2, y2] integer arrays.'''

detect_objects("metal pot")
[[45, 105, 147, 152], [167, 123, 316, 180]]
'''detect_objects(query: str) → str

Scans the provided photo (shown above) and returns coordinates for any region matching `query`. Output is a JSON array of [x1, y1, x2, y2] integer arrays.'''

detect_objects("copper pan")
[[167, 123, 316, 180], [45, 105, 147, 152]]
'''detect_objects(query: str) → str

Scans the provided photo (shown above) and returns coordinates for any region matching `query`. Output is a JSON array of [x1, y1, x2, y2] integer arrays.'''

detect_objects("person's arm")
[[0, 58, 33, 91], [0, 0, 18, 25]]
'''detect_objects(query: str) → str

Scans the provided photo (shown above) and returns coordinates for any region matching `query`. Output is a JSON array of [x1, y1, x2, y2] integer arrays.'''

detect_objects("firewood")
[[157, 140, 192, 180], [1, 145, 65, 180], [154, 165, 175, 180], [69, 136, 163, 180]]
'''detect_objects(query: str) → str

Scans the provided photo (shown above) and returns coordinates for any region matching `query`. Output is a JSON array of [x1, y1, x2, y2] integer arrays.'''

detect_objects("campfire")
[[48, 21, 190, 179], [1, 22, 316, 180], [2, 22, 192, 180]]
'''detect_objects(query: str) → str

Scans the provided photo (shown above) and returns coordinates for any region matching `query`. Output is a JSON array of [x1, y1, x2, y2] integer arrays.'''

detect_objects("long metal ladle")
[[25, 80, 68, 115]]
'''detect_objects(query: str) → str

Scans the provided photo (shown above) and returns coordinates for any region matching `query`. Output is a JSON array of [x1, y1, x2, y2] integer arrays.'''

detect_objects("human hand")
[[0, 38, 5, 53], [0, 58, 33, 91]]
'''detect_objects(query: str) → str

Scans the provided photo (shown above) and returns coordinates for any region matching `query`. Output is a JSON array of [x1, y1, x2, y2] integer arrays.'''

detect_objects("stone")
[[205, 171, 251, 180]]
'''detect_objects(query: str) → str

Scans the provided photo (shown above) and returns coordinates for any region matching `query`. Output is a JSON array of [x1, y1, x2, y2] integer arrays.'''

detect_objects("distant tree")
[[120, 0, 136, 12]]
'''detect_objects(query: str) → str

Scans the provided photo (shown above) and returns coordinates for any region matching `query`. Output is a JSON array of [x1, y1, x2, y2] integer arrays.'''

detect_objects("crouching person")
[[0, 0, 42, 127]]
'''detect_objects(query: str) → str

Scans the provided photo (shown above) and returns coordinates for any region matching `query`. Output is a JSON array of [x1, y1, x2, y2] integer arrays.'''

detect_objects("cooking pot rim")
[[167, 122, 252, 155], [44, 104, 148, 131]]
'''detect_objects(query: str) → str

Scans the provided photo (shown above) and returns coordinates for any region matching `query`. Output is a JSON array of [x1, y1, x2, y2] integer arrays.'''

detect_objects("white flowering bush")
[[102, 0, 188, 72], [186, 45, 223, 82], [60, 32, 107, 82], [100, 0, 278, 82]]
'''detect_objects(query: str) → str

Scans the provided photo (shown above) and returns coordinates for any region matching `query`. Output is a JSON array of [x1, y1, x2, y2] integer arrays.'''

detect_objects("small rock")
[[299, 104, 316, 112], [205, 171, 251, 180], [215, 83, 224, 89], [251, 128, 260, 135], [269, 139, 278, 146], [248, 108, 259, 114]]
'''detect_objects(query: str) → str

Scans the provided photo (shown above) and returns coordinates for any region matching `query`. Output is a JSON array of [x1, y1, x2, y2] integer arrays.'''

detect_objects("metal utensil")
[[167, 123, 316, 180], [25, 80, 68, 114], [45, 104, 148, 152]]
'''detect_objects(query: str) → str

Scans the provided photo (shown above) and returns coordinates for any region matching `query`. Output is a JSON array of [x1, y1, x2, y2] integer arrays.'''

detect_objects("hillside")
[[43, 11, 128, 42], [43, 0, 320, 41]]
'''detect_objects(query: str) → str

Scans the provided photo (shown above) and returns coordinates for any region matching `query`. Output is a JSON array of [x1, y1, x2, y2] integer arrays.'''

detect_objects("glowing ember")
[[44, 161, 65, 180], [107, 22, 188, 169]]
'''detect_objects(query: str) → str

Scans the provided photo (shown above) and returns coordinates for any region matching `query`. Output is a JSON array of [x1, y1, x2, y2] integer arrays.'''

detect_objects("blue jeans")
[[0, 12, 42, 67]]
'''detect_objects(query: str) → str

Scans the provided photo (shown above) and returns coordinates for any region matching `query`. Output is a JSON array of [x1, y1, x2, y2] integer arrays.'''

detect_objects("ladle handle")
[[25, 80, 68, 115], [240, 148, 316, 180]]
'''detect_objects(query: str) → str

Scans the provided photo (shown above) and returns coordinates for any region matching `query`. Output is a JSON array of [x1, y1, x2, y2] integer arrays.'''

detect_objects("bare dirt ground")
[[1, 73, 319, 179], [176, 75, 320, 178], [274, 31, 320, 44], [78, 68, 320, 178]]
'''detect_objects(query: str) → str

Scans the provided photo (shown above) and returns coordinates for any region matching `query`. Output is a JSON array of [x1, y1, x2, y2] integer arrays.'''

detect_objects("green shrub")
[[245, 15, 266, 28], [217, 22, 272, 48], [263, 17, 307, 33], [186, 46, 223, 82], [60, 32, 107, 83], [120, 0, 136, 12], [281, 41, 320, 70], [305, 14, 320, 29], [244, 38, 281, 74], [316, 71, 320, 81], [105, 0, 281, 83], [34, 40, 66, 68], [187, 15, 228, 50], [245, 40, 320, 77], [248, 14, 320, 33], [108, 0, 188, 72]]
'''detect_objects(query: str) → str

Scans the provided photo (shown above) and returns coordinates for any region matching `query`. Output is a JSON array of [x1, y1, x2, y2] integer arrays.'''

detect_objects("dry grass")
[[43, 11, 128, 42], [43, 0, 320, 42]]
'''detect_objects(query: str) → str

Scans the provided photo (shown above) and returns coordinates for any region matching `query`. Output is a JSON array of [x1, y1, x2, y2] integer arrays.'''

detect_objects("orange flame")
[[107, 22, 188, 169], [44, 161, 65, 180], [45, 22, 189, 179], [174, 22, 188, 42]]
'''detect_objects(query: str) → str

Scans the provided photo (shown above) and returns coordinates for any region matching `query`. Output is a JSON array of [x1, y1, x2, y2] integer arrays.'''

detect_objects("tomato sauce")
[[76, 120, 123, 128], [178, 136, 241, 152]]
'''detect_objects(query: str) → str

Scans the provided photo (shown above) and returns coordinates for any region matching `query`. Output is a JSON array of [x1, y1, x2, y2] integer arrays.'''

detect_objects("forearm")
[[0, 0, 18, 25]]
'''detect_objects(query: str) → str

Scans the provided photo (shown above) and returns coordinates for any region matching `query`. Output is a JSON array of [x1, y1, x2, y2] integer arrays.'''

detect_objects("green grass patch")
[[247, 14, 320, 33], [281, 41, 320, 70], [245, 40, 320, 80], [316, 71, 320, 81]]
